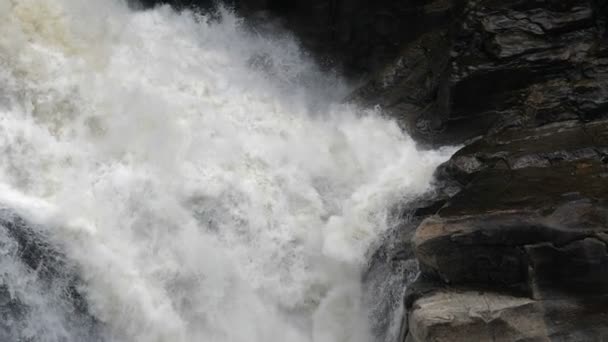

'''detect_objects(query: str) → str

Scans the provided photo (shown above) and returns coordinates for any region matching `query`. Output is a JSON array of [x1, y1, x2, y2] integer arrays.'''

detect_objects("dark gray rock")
[[350, 0, 608, 145], [414, 119, 608, 294], [407, 291, 608, 342], [405, 118, 608, 341]]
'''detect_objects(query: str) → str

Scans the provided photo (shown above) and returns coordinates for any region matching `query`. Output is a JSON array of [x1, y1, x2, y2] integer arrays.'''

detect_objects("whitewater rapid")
[[0, 1, 453, 341]]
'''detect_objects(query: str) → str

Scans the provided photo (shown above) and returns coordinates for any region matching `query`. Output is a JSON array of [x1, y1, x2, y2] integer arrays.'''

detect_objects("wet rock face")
[[446, 0, 608, 140], [235, 0, 460, 76], [352, 0, 608, 145], [332, 3, 608, 337], [374, 1, 608, 340], [406, 291, 608, 342], [405, 118, 608, 341]]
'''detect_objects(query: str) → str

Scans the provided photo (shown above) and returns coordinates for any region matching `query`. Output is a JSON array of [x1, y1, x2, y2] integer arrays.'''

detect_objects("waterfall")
[[0, 1, 453, 341]]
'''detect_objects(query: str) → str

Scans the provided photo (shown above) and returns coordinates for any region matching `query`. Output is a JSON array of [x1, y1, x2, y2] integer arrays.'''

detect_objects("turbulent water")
[[0, 1, 453, 341]]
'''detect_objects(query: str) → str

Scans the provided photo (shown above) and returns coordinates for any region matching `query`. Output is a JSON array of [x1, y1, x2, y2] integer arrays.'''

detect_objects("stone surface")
[[415, 208, 608, 297], [407, 291, 608, 342], [406, 118, 608, 340], [352, 0, 608, 145]]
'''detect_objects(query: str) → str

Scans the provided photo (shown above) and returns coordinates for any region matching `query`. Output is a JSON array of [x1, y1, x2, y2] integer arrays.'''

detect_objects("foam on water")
[[0, 1, 453, 341]]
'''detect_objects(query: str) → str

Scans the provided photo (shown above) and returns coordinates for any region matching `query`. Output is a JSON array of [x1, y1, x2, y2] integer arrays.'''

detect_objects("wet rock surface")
[[321, 0, 608, 340], [352, 0, 608, 145], [406, 291, 608, 342], [403, 115, 608, 340], [343, 1, 608, 340], [404, 119, 608, 341]]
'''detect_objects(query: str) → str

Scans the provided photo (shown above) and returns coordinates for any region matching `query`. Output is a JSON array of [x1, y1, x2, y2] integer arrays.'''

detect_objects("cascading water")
[[0, 1, 454, 341]]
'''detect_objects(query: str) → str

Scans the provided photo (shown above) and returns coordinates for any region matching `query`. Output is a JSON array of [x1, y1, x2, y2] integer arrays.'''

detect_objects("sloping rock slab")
[[415, 120, 608, 298], [414, 207, 608, 297], [407, 291, 608, 342]]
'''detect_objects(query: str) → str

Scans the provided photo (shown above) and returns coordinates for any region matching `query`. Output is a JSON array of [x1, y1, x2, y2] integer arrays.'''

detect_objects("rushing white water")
[[0, 1, 453, 341]]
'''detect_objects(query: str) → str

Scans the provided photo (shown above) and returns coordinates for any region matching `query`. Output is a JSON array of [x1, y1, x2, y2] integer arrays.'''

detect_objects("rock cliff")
[[356, 1, 607, 341]]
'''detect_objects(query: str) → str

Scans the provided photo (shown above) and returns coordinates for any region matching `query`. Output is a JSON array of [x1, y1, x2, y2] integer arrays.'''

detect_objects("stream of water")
[[0, 1, 453, 341]]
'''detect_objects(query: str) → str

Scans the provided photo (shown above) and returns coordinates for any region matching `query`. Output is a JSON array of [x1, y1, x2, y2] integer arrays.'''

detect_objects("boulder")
[[415, 119, 608, 292], [405, 118, 608, 340]]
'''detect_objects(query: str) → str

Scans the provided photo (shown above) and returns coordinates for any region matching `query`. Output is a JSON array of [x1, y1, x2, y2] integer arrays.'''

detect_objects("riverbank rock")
[[405, 118, 608, 341], [364, 1, 608, 341], [406, 291, 608, 342], [416, 119, 608, 293], [351, 0, 608, 145]]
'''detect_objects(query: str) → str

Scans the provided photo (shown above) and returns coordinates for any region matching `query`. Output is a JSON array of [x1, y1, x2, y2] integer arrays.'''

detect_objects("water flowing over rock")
[[0, 1, 452, 341], [0, 209, 103, 341], [406, 119, 608, 341], [347, 0, 607, 340], [208, 0, 608, 340], [350, 0, 608, 145], [2, 0, 607, 341]]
